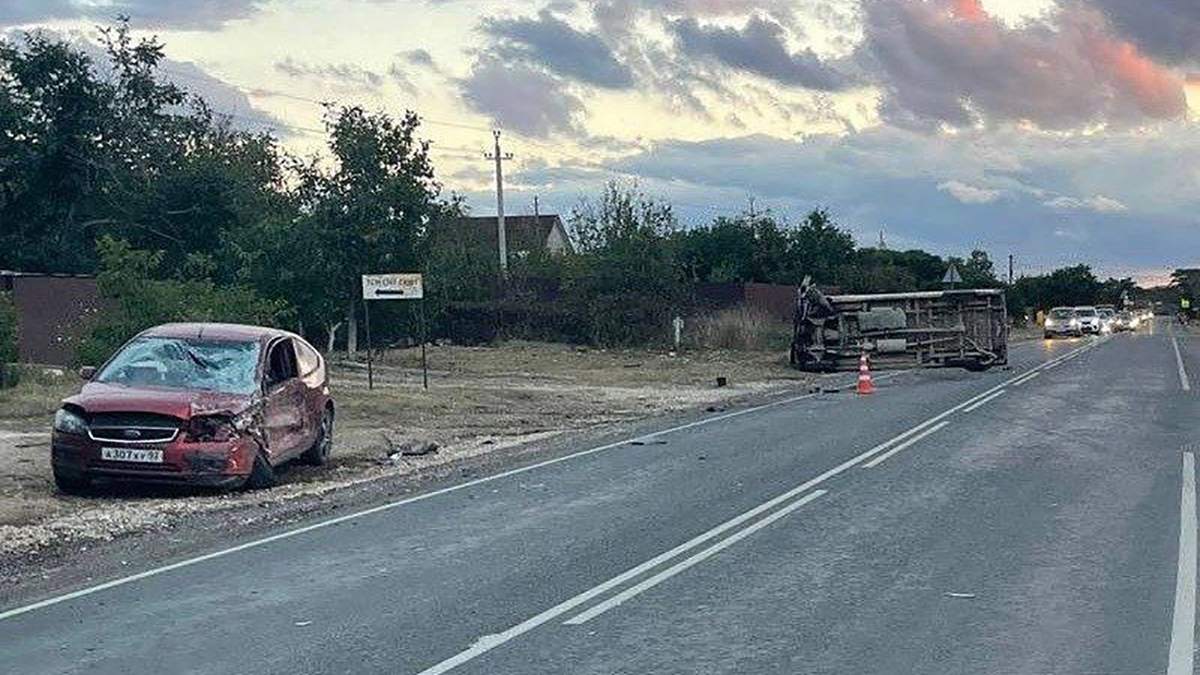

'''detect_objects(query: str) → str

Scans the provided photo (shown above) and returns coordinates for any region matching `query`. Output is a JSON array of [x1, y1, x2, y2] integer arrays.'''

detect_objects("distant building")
[[445, 215, 574, 258]]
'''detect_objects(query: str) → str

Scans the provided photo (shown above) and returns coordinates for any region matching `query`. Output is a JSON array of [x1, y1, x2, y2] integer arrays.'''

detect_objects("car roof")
[[139, 323, 292, 343]]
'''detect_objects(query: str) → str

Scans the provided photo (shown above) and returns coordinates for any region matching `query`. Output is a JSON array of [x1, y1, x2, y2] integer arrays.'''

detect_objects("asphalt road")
[[3, 321, 1197, 675]]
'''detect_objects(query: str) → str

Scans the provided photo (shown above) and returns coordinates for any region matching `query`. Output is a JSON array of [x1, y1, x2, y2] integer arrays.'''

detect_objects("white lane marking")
[[417, 414, 954, 674], [415, 473, 848, 674], [1011, 371, 1041, 387], [0, 375, 889, 624], [862, 421, 950, 468], [563, 490, 828, 626], [411, 339, 1103, 673], [1172, 336, 1191, 392], [0, 341, 1095, 627], [1168, 452, 1197, 675], [1008, 371, 1036, 386], [963, 389, 1008, 413], [855, 341, 1090, 463]]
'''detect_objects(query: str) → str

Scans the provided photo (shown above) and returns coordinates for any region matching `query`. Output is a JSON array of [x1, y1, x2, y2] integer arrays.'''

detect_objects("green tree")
[[674, 212, 791, 284], [565, 181, 687, 345], [79, 236, 288, 365], [286, 105, 449, 354], [1007, 264, 1102, 321], [956, 250, 1001, 288], [1171, 269, 1200, 301], [784, 209, 856, 285], [0, 22, 288, 274]]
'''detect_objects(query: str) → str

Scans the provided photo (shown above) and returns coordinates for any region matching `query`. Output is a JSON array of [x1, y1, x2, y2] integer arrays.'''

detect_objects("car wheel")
[[244, 450, 278, 490], [53, 467, 90, 495], [1044, 332, 1053, 340], [302, 407, 334, 466]]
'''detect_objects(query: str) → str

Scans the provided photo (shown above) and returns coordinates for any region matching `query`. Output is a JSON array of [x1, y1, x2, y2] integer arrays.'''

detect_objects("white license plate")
[[101, 447, 164, 464]]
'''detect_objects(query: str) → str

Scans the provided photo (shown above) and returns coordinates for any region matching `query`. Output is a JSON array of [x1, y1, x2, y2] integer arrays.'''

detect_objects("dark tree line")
[[0, 23, 1150, 357]]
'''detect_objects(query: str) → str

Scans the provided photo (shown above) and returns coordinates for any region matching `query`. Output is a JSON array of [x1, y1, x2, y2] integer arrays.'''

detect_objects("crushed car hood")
[[64, 383, 255, 420]]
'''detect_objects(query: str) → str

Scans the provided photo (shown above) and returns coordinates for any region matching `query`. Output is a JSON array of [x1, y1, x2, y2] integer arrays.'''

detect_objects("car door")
[[292, 337, 326, 446], [262, 338, 307, 462]]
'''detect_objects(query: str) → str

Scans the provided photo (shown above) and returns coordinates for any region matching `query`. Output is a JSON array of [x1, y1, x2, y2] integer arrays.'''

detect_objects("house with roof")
[[444, 215, 574, 259]]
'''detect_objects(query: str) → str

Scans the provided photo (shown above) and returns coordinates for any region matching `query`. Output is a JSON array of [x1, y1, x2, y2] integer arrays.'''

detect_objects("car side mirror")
[[78, 366, 96, 381]]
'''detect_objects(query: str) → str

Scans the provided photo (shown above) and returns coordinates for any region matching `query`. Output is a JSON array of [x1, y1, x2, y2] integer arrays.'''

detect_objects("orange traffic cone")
[[857, 353, 875, 395]]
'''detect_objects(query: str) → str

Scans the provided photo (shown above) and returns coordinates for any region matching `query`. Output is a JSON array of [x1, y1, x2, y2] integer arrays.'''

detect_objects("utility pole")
[[1008, 254, 1015, 285], [533, 195, 540, 218], [485, 130, 514, 276]]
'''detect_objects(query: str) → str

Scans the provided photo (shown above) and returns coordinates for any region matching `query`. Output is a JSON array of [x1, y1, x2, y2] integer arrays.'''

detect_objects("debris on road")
[[381, 434, 440, 460], [944, 592, 977, 599]]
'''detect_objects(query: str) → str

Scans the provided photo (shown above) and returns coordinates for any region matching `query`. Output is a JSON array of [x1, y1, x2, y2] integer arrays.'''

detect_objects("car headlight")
[[53, 408, 88, 435], [1045, 319, 1055, 327], [1070, 319, 1080, 327]]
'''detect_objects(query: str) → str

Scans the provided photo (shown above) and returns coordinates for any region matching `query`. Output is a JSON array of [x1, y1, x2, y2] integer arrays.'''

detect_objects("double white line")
[[417, 339, 1106, 674]]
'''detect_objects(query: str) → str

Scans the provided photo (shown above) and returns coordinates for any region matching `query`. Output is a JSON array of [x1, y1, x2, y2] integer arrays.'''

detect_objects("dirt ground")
[[0, 342, 812, 562]]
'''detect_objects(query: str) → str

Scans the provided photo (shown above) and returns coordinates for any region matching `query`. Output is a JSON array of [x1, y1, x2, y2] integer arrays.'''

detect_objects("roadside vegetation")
[[0, 340, 809, 564], [0, 20, 1181, 575], [0, 22, 1154, 360]]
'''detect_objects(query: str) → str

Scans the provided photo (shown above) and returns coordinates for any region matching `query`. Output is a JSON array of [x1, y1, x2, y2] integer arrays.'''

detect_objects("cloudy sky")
[[4, 0, 1200, 282]]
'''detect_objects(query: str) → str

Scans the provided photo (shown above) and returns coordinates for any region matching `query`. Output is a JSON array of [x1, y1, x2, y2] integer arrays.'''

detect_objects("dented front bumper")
[[51, 430, 259, 488]]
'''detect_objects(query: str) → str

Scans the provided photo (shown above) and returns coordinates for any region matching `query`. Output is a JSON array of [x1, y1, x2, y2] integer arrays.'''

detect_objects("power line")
[[429, 143, 484, 153], [158, 66, 492, 132]]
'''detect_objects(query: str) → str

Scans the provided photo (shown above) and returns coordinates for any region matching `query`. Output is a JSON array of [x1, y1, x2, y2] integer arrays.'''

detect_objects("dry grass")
[[0, 341, 811, 558], [0, 366, 78, 421], [688, 308, 792, 352]]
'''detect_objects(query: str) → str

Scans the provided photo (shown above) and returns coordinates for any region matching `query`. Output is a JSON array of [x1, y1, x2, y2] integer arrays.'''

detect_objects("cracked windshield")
[[1, 1, 1199, 674], [94, 338, 261, 395]]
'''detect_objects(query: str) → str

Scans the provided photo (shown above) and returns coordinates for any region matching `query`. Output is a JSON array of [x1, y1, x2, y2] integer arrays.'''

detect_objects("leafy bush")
[[563, 182, 690, 346], [78, 237, 291, 365]]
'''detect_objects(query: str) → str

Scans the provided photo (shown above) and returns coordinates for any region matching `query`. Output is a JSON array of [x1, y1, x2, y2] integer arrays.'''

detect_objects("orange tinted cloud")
[[865, 0, 1187, 127], [949, 0, 988, 22], [1082, 17, 1187, 118]]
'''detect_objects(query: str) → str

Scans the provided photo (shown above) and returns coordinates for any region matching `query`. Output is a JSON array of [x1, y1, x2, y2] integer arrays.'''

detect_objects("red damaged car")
[[50, 323, 334, 492]]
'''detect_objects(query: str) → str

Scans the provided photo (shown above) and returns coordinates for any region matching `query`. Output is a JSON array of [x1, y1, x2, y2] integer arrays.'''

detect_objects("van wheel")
[[301, 408, 334, 466], [244, 451, 278, 490], [53, 467, 90, 495]]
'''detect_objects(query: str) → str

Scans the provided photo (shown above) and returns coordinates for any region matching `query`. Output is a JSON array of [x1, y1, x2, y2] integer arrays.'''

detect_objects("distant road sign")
[[362, 273, 424, 300]]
